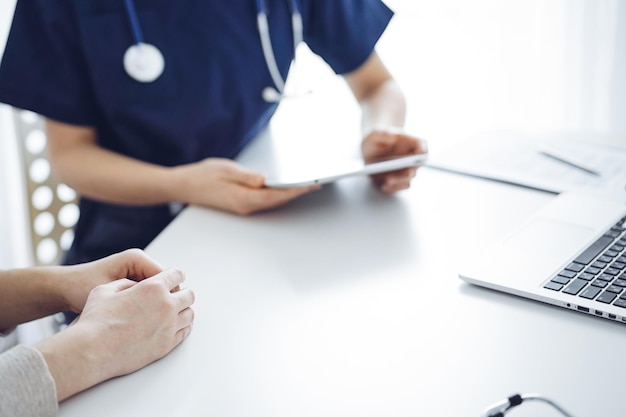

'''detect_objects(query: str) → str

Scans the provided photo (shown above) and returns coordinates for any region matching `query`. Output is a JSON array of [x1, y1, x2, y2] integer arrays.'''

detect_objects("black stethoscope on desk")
[[482, 393, 575, 417], [122, 0, 303, 103]]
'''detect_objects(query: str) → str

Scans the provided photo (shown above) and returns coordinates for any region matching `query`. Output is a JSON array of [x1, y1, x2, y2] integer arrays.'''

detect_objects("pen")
[[537, 145, 602, 177]]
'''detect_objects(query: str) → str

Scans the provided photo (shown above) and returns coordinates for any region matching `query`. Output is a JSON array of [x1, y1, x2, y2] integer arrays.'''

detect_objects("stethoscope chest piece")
[[124, 42, 165, 83]]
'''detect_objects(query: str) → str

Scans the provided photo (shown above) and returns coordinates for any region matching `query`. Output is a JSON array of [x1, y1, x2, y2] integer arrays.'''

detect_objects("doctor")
[[0, 0, 425, 266]]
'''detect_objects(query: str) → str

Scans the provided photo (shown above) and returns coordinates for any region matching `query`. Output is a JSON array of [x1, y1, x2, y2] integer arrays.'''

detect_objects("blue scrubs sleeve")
[[0, 1, 97, 126], [301, 0, 394, 75]]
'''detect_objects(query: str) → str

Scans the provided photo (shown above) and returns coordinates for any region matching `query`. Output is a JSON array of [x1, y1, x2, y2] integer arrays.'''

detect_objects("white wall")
[[380, 0, 626, 150], [0, 0, 15, 47]]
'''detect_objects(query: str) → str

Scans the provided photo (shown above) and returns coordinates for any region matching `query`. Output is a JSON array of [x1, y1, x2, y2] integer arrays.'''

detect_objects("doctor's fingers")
[[364, 131, 425, 159], [216, 160, 266, 188], [375, 167, 417, 193], [242, 186, 320, 214]]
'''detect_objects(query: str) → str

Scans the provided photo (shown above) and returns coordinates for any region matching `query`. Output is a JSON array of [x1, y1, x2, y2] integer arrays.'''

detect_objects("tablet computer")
[[264, 153, 428, 188]]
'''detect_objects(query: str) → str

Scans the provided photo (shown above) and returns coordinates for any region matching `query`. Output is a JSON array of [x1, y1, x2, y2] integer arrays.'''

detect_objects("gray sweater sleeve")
[[0, 345, 58, 417]]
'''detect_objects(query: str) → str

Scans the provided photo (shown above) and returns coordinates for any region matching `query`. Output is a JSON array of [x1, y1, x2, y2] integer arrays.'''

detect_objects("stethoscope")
[[122, 0, 303, 103], [482, 393, 575, 417]]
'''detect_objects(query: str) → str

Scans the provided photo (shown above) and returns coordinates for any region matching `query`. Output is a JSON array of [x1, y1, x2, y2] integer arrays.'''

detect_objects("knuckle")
[[142, 278, 164, 295], [90, 284, 107, 296], [169, 268, 185, 283], [158, 297, 177, 315], [122, 247, 144, 259], [187, 289, 196, 306]]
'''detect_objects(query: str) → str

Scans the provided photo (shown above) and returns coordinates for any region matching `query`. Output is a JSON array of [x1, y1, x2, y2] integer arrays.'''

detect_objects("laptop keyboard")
[[543, 215, 626, 308]]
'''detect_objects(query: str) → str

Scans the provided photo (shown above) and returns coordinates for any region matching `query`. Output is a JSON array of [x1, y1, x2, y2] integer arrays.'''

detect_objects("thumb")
[[363, 131, 396, 157], [224, 164, 265, 188]]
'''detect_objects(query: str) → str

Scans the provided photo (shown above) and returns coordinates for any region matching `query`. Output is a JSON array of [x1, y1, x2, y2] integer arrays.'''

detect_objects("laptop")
[[459, 190, 626, 323]]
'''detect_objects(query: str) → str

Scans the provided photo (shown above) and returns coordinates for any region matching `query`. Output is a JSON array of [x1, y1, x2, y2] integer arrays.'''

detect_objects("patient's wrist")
[[36, 323, 111, 401]]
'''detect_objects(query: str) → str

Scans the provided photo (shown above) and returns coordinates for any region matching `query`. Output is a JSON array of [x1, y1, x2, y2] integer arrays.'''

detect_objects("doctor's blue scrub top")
[[0, 0, 393, 265]]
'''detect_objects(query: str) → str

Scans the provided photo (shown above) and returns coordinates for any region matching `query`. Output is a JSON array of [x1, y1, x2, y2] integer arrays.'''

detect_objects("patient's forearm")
[[36, 324, 105, 401], [0, 268, 66, 331]]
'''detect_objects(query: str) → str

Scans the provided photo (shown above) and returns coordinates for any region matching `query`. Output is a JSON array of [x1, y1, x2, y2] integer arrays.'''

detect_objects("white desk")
[[51, 2, 626, 413], [57, 128, 626, 417]]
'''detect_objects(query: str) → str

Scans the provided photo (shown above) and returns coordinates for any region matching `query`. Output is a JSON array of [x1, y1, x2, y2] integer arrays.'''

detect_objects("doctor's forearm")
[[48, 143, 179, 206], [359, 78, 407, 136], [343, 52, 407, 136], [46, 119, 179, 206]]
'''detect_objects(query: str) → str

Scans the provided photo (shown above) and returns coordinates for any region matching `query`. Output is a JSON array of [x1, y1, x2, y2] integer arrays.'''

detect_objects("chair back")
[[12, 109, 79, 266]]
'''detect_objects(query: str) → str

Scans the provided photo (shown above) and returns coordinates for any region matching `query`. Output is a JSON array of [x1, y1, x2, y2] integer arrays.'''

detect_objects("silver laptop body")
[[459, 191, 626, 323]]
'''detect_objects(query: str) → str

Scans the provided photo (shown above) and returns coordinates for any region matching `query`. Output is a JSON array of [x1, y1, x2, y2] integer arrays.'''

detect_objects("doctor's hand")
[[171, 158, 320, 215], [361, 128, 427, 193]]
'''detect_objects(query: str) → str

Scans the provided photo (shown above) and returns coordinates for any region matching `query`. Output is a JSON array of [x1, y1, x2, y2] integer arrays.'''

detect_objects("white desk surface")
[[58, 129, 626, 417]]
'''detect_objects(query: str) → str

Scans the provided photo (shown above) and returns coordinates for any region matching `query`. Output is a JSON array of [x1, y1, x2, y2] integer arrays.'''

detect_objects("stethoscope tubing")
[[123, 0, 303, 101], [253, 0, 303, 98], [124, 0, 145, 45]]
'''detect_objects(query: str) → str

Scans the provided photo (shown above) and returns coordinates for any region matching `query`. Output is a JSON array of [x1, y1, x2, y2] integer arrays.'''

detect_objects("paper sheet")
[[426, 131, 626, 195]]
